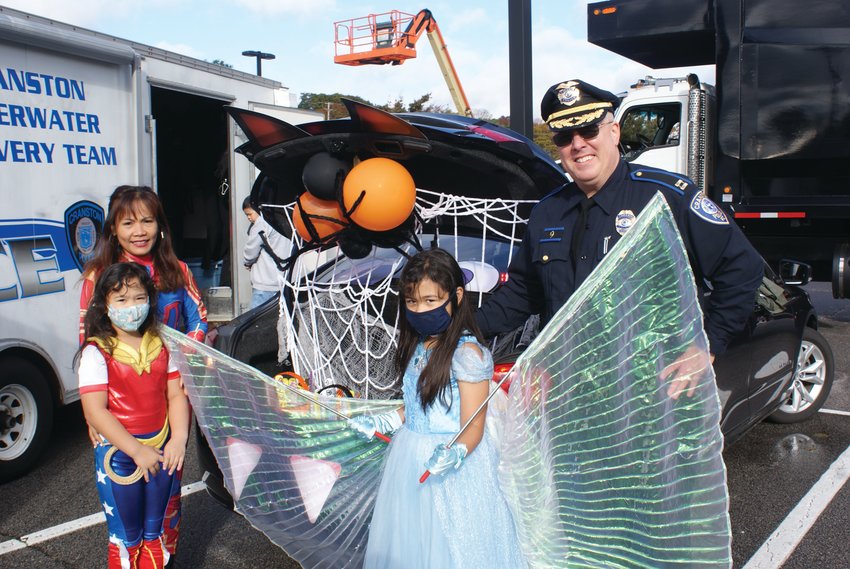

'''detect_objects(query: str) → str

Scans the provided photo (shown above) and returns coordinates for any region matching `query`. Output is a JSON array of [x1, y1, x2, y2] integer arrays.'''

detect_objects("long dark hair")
[[83, 185, 184, 291], [79, 262, 159, 353], [395, 248, 484, 410]]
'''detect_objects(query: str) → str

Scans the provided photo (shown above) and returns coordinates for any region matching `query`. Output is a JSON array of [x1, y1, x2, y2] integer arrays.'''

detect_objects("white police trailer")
[[0, 6, 321, 481]]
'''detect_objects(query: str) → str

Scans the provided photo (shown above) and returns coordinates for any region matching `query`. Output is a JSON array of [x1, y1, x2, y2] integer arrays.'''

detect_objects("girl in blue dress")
[[349, 248, 526, 569]]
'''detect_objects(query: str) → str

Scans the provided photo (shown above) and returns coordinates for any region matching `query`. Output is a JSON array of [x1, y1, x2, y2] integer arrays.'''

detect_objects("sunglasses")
[[552, 121, 615, 147]]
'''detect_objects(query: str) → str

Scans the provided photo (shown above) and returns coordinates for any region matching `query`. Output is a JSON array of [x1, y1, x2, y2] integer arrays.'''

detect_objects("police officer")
[[476, 79, 764, 397]]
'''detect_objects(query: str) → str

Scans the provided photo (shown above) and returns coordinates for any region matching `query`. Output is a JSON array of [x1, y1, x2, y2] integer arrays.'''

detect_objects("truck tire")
[[0, 357, 54, 482], [769, 328, 834, 424]]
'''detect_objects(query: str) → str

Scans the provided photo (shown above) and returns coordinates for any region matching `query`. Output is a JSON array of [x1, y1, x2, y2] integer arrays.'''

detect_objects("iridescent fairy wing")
[[499, 193, 732, 568], [160, 327, 400, 569]]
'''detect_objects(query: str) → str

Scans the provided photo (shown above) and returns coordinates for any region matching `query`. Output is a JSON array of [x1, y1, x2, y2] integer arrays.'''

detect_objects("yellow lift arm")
[[334, 9, 473, 117]]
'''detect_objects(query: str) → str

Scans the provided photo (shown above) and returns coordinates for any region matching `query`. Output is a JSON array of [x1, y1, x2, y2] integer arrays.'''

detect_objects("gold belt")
[[103, 419, 170, 485]]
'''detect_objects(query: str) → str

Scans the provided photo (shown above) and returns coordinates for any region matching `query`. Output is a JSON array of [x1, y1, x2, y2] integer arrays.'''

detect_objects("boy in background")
[[242, 197, 292, 309]]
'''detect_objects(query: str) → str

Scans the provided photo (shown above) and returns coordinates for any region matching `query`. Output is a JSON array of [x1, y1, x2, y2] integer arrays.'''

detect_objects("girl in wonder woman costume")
[[77, 262, 190, 569]]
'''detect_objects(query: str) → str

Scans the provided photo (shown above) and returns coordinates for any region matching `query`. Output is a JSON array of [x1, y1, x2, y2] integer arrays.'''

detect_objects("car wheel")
[[769, 328, 834, 423], [194, 422, 234, 510], [0, 357, 54, 482]]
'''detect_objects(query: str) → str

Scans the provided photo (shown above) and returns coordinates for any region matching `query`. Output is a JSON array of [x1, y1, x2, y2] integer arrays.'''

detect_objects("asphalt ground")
[[1, 282, 847, 568]]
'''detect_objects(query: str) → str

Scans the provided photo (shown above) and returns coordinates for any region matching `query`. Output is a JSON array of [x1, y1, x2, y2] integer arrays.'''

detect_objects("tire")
[[194, 420, 235, 510], [769, 328, 834, 424], [0, 357, 54, 482]]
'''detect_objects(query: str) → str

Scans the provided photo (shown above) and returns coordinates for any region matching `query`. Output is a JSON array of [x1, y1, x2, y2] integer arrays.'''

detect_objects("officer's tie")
[[571, 197, 596, 269]]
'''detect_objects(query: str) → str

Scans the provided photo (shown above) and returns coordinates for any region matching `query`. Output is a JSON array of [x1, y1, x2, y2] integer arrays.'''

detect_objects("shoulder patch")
[[689, 191, 729, 225], [630, 168, 694, 196]]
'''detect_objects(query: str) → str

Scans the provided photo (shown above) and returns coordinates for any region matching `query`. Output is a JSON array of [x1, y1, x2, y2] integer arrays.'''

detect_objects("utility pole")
[[508, 0, 533, 139]]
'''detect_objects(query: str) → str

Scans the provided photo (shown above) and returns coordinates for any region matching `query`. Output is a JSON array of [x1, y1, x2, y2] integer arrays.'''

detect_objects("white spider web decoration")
[[261, 188, 537, 399]]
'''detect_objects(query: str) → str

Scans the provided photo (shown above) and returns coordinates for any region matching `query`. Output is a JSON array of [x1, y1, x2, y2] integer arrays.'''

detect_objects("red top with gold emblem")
[[78, 332, 180, 434]]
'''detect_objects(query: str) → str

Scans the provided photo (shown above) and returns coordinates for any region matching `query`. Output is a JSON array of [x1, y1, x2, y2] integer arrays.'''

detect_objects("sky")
[[4, 0, 713, 118]]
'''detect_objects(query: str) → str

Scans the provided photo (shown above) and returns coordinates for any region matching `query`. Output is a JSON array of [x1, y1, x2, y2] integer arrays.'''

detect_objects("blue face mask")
[[108, 302, 150, 332], [405, 297, 453, 337]]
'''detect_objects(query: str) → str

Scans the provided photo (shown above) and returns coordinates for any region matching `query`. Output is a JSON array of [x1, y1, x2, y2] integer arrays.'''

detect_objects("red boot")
[[108, 539, 138, 569], [137, 537, 167, 568]]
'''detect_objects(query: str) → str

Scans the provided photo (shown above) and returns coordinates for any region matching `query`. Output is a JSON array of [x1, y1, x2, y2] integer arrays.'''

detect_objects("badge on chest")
[[615, 210, 636, 236]]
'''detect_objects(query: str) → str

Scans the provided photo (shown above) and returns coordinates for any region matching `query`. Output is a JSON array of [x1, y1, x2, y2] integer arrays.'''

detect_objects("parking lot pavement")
[[819, 317, 850, 410], [803, 281, 850, 323], [0, 407, 298, 568], [725, 283, 850, 569]]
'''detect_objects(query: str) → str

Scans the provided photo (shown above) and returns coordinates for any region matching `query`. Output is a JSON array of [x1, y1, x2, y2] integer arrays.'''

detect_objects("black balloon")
[[368, 214, 415, 249], [336, 214, 417, 259], [338, 229, 373, 259], [302, 153, 351, 201]]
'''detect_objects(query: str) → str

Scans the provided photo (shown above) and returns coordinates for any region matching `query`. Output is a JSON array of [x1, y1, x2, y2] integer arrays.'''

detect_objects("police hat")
[[541, 79, 620, 131]]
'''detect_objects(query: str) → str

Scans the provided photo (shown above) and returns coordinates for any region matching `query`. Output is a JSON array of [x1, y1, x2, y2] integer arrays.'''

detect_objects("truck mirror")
[[778, 259, 812, 286]]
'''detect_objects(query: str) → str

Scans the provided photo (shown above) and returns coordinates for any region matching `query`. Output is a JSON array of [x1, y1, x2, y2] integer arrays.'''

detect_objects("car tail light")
[[492, 361, 516, 393], [206, 327, 219, 346]]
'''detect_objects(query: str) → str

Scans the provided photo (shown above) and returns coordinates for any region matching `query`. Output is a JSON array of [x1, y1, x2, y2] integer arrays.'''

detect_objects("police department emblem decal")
[[64, 200, 105, 271], [615, 210, 636, 235], [690, 192, 729, 225], [557, 82, 580, 106]]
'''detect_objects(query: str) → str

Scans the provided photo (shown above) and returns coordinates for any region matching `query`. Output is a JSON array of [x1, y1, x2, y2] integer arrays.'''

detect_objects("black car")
[[197, 102, 834, 509]]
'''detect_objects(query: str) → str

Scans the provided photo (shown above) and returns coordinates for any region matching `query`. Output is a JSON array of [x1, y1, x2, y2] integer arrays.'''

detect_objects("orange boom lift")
[[333, 9, 473, 117]]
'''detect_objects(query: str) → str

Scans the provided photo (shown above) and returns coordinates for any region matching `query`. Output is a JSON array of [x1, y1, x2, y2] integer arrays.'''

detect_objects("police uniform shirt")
[[476, 160, 764, 355]]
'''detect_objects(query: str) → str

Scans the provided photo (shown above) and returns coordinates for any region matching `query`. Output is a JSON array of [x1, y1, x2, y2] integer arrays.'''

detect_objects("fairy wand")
[[419, 367, 514, 483]]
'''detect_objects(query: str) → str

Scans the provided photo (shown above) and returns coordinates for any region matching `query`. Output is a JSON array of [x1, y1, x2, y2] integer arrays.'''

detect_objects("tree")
[[422, 101, 455, 114], [406, 93, 432, 113], [297, 91, 493, 120], [379, 97, 407, 113], [532, 121, 559, 161], [210, 59, 233, 68], [298, 93, 374, 119]]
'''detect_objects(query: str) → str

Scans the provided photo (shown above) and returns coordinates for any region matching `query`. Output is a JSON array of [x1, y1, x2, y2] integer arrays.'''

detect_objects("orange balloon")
[[292, 192, 347, 243], [342, 158, 416, 232]]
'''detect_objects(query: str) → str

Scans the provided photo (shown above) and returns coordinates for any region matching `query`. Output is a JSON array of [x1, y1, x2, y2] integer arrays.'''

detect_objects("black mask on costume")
[[405, 297, 453, 337]]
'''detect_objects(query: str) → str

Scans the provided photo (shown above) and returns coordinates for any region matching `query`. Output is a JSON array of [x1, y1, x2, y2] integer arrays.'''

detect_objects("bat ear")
[[340, 98, 427, 139], [225, 106, 310, 158]]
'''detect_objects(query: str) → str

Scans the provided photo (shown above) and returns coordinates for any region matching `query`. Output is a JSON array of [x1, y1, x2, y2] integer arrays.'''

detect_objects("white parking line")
[[820, 407, 850, 417], [742, 443, 850, 569], [0, 482, 206, 556]]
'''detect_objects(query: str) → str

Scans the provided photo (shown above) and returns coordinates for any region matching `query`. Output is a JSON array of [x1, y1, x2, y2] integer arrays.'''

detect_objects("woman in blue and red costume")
[[80, 185, 207, 564], [80, 185, 207, 343], [77, 262, 190, 568]]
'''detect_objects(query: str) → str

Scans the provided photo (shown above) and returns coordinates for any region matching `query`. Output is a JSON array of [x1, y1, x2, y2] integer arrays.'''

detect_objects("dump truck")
[[588, 0, 850, 298]]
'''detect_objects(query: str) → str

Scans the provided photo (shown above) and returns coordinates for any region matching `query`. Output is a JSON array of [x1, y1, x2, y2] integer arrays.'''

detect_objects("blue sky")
[[6, 0, 712, 118]]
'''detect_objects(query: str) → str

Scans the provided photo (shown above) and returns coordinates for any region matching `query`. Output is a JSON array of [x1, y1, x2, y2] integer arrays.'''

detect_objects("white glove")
[[348, 409, 402, 441], [424, 443, 468, 476]]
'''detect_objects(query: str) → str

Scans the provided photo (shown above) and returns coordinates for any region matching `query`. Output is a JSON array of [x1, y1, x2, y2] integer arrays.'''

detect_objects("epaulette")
[[631, 167, 728, 224], [533, 181, 569, 209], [630, 167, 694, 196]]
